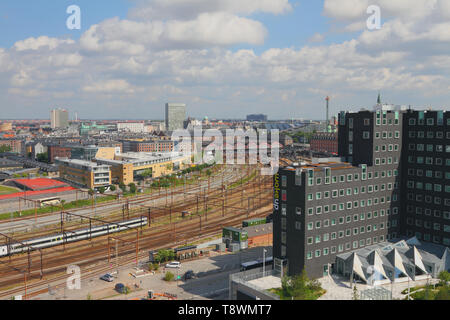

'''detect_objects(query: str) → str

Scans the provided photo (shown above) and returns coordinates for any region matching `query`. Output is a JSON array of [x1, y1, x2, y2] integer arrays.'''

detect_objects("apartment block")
[[273, 107, 450, 279]]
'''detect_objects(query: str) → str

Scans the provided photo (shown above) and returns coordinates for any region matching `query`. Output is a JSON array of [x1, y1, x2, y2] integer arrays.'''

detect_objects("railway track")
[[0, 165, 273, 299]]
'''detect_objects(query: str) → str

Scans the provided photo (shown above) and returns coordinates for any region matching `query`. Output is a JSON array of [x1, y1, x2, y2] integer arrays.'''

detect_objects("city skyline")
[[1, 1, 450, 119]]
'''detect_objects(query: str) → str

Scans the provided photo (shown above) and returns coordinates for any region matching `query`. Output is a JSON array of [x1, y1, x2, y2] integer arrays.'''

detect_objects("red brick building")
[[122, 140, 174, 153], [310, 132, 338, 155], [0, 139, 22, 153], [244, 223, 273, 248], [48, 145, 72, 163]]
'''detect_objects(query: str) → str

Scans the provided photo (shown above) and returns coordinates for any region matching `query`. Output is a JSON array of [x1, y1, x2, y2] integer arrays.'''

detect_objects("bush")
[[164, 272, 175, 282]]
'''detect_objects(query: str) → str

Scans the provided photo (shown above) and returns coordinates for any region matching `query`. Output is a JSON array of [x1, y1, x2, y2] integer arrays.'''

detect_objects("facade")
[[117, 122, 145, 133], [50, 108, 69, 129], [165, 103, 186, 132], [273, 108, 408, 279], [96, 152, 190, 185], [401, 110, 450, 246], [47, 145, 72, 163], [121, 140, 174, 153], [56, 158, 111, 189], [310, 132, 338, 155], [0, 139, 22, 154]]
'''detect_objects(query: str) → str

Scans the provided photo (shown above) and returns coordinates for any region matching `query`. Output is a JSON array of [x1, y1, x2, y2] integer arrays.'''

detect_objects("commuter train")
[[0, 217, 147, 257]]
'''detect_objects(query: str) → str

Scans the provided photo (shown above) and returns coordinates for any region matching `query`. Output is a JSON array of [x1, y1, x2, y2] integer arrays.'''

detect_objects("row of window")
[[406, 206, 450, 217], [306, 235, 389, 259], [406, 230, 450, 246], [407, 169, 450, 179], [407, 181, 450, 193], [408, 130, 450, 139], [408, 144, 450, 153], [307, 222, 398, 245], [304, 199, 399, 216], [306, 212, 398, 232], [407, 156, 450, 166], [307, 184, 398, 203], [406, 219, 450, 232], [374, 144, 400, 152], [405, 193, 449, 206], [408, 117, 449, 126]]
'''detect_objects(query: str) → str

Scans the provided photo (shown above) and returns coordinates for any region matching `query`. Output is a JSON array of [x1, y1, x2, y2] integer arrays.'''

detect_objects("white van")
[[165, 261, 181, 268]]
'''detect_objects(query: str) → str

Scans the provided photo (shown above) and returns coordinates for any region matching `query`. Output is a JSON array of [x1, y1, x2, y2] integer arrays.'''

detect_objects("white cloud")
[[129, 0, 292, 20], [14, 36, 75, 51], [82, 79, 136, 94], [323, 0, 369, 21], [308, 33, 325, 43]]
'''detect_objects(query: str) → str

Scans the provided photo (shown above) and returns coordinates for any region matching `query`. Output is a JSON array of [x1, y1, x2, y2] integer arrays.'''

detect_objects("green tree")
[[164, 272, 175, 282], [110, 185, 116, 192], [88, 189, 95, 197], [129, 183, 137, 194], [0, 145, 12, 153], [435, 286, 450, 300], [281, 270, 323, 300], [36, 152, 49, 163], [438, 271, 450, 286], [98, 186, 106, 194], [119, 182, 126, 193]]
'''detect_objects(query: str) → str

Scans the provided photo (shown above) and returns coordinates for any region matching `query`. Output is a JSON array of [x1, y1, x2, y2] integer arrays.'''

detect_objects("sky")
[[0, 0, 450, 120]]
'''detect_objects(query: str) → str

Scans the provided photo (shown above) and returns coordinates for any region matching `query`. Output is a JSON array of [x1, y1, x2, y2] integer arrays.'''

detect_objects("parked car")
[[100, 273, 114, 282], [115, 283, 126, 294], [184, 270, 195, 280], [165, 261, 181, 268]]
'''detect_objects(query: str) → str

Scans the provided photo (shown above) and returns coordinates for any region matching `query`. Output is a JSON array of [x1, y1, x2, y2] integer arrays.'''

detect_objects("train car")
[[242, 218, 267, 228], [1, 217, 147, 257]]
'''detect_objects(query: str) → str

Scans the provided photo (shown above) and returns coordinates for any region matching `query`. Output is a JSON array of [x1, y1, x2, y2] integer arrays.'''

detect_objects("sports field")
[[0, 185, 20, 195]]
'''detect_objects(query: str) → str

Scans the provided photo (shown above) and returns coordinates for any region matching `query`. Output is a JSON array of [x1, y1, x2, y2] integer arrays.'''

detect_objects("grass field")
[[0, 185, 20, 195]]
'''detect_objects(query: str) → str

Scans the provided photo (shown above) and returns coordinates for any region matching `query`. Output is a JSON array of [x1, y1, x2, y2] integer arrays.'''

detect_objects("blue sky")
[[0, 0, 449, 120], [0, 1, 333, 51], [0, 1, 130, 47]]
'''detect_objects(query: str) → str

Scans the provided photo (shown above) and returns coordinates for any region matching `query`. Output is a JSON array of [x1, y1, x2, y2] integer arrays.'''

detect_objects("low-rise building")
[[96, 152, 190, 185], [56, 158, 111, 189], [310, 132, 338, 155]]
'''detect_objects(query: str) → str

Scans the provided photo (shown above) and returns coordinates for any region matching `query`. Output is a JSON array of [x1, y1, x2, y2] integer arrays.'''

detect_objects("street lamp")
[[263, 248, 267, 274]]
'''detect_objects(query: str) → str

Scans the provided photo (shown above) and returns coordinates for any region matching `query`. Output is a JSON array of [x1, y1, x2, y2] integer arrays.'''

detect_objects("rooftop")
[[13, 178, 69, 191]]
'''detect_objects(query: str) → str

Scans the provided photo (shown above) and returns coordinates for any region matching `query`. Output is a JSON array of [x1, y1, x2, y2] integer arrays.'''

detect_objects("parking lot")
[[36, 245, 272, 300]]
